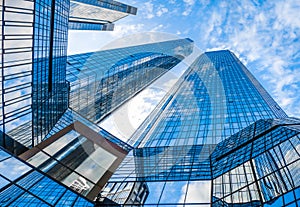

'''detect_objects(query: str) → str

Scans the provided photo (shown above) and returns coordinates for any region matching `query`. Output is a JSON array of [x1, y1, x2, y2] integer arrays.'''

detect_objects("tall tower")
[[16, 38, 193, 201], [131, 50, 287, 148], [0, 0, 136, 154], [101, 50, 300, 206], [67, 38, 194, 124], [69, 0, 137, 31]]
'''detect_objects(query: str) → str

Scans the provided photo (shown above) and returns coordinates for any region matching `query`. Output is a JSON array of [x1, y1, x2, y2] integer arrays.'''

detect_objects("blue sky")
[[69, 0, 300, 119]]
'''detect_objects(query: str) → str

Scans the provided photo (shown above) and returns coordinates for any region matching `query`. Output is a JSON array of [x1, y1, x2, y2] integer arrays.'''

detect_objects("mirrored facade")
[[0, 0, 136, 154], [0, 146, 94, 206], [20, 117, 129, 200], [69, 0, 137, 31], [100, 51, 299, 206], [1, 0, 300, 205], [67, 38, 194, 124]]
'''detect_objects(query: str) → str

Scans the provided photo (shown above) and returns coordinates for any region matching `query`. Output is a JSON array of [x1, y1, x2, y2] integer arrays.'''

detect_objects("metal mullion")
[[4, 82, 31, 92], [4, 74, 31, 81], [4, 9, 33, 16], [3, 58, 31, 66], [5, 6, 33, 13], [4, 22, 33, 27], [4, 105, 31, 117], [4, 20, 33, 24], [5, 94, 31, 106], [4, 70, 31, 79], [242, 163, 253, 203], [4, 47, 33, 54], [4, 36, 33, 40], [4, 5, 33, 11], [4, 109, 31, 123], [1, 0, 6, 146], [4, 33, 32, 36]]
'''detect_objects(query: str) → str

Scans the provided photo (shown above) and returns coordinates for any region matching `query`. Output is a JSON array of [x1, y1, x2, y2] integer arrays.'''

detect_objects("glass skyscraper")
[[67, 38, 193, 124], [0, 0, 136, 154], [1, 0, 299, 205], [69, 0, 137, 31], [13, 38, 193, 202], [100, 50, 300, 206], [0, 0, 193, 201]]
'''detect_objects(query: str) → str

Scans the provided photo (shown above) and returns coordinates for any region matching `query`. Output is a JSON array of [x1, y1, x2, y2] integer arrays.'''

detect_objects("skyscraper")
[[0, 0, 136, 154], [67, 38, 193, 124], [100, 50, 300, 206], [1, 0, 299, 204], [69, 0, 137, 31], [14, 38, 193, 201]]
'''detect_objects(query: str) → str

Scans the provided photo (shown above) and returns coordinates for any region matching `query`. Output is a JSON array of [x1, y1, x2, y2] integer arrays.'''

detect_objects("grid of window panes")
[[69, 21, 114, 31], [133, 50, 287, 148], [211, 121, 300, 206], [25, 129, 121, 200], [102, 118, 300, 206], [69, 0, 134, 26], [66, 38, 193, 124], [0, 0, 34, 152], [100, 181, 149, 205], [71, 0, 137, 15], [107, 145, 214, 182], [46, 109, 132, 151], [32, 0, 69, 146], [0, 146, 93, 206]]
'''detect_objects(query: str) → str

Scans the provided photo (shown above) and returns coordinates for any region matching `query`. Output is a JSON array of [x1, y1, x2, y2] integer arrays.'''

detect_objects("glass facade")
[[69, 0, 137, 31], [69, 21, 114, 31], [0, 0, 35, 154], [20, 117, 129, 200], [1, 0, 299, 204], [99, 51, 299, 206], [211, 118, 300, 206], [0, 0, 70, 151], [0, 146, 94, 206], [32, 0, 70, 146], [67, 38, 194, 124], [0, 0, 145, 205], [0, 0, 137, 154], [130, 50, 287, 148]]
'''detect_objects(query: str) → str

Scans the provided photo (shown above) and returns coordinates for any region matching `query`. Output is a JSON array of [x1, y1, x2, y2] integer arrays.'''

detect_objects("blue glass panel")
[[55, 190, 78, 206], [28, 177, 66, 205], [0, 185, 25, 206], [12, 192, 50, 206]]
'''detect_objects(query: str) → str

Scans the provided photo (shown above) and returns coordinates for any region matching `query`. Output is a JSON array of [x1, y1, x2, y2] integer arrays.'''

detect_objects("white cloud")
[[144, 2, 155, 19], [111, 23, 145, 38], [183, 0, 195, 6], [182, 8, 192, 16], [274, 1, 300, 30], [179, 181, 211, 203], [156, 7, 168, 17], [196, 0, 300, 117], [182, 0, 196, 16], [151, 24, 164, 32]]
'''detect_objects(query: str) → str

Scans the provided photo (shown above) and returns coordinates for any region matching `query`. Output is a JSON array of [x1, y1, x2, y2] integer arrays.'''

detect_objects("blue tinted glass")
[[29, 177, 66, 205]]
